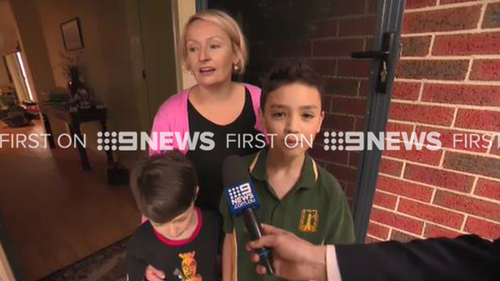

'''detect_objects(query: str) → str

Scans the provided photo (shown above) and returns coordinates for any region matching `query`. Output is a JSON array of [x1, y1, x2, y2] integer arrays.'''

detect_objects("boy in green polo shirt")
[[219, 62, 355, 281]]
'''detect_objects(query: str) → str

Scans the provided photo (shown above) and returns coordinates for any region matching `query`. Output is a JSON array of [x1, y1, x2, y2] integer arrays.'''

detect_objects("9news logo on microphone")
[[226, 182, 260, 215]]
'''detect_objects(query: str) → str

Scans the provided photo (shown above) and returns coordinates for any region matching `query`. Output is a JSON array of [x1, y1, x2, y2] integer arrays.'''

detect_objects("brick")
[[392, 82, 421, 100], [368, 0, 378, 14], [348, 151, 361, 168], [397, 60, 469, 80], [415, 126, 490, 153], [470, 60, 500, 81], [322, 95, 332, 112], [326, 0, 366, 18], [474, 179, 500, 201], [324, 78, 359, 97], [422, 84, 500, 107], [444, 152, 500, 180], [406, 0, 436, 9], [313, 38, 364, 57], [433, 32, 500, 56], [384, 148, 443, 166], [337, 59, 371, 78], [331, 97, 366, 116], [345, 183, 356, 198], [359, 80, 370, 97], [465, 217, 500, 240], [273, 40, 311, 57], [482, 2, 500, 29], [365, 235, 383, 243], [386, 122, 414, 135], [309, 59, 337, 76], [389, 103, 455, 126], [322, 114, 355, 131], [440, 0, 480, 3], [455, 109, 500, 131], [390, 229, 421, 242], [354, 117, 365, 131], [308, 19, 337, 38], [377, 176, 434, 202], [404, 164, 474, 193], [325, 163, 357, 183], [368, 222, 390, 239], [371, 208, 424, 235], [310, 146, 349, 165], [373, 190, 398, 210], [434, 190, 500, 222], [401, 36, 432, 56], [380, 158, 404, 177], [398, 198, 465, 229], [338, 16, 377, 36], [402, 5, 482, 34], [491, 136, 500, 156], [425, 224, 463, 239]]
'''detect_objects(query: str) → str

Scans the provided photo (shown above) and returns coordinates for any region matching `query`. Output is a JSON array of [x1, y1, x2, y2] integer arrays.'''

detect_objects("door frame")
[[351, 0, 406, 243]]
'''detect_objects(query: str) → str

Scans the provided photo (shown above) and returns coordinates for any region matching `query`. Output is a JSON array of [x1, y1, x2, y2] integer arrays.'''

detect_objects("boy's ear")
[[194, 186, 200, 201], [317, 110, 325, 133]]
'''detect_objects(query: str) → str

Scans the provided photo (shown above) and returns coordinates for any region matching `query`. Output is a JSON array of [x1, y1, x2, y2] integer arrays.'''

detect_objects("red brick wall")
[[368, 0, 500, 242]]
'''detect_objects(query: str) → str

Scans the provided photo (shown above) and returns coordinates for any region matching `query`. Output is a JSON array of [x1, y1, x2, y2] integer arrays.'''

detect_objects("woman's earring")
[[233, 64, 239, 72]]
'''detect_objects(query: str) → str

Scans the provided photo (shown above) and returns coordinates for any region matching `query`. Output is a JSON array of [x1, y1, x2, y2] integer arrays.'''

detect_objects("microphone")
[[222, 155, 275, 275]]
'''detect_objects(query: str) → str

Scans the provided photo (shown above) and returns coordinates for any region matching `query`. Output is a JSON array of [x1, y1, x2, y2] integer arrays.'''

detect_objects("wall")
[[0, 1, 18, 56], [138, 0, 178, 124], [368, 0, 500, 243], [9, 0, 54, 100], [173, 0, 197, 90], [8, 0, 156, 162]]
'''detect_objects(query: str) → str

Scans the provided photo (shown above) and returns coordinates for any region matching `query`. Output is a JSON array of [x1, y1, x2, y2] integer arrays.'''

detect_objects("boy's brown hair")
[[260, 61, 324, 112], [130, 150, 198, 224]]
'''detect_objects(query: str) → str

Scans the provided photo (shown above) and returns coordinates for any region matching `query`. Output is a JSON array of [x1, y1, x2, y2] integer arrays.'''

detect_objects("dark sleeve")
[[126, 233, 148, 281], [126, 252, 147, 281], [335, 235, 500, 281]]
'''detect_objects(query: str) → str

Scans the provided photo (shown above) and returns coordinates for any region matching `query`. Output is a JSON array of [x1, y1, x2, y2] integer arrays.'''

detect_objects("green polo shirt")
[[219, 148, 355, 281]]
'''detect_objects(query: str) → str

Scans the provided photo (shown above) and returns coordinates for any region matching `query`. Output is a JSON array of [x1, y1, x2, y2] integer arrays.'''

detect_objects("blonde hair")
[[180, 10, 248, 75]]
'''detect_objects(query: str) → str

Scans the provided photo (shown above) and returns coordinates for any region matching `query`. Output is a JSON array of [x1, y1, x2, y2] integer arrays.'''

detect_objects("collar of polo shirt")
[[247, 148, 319, 189]]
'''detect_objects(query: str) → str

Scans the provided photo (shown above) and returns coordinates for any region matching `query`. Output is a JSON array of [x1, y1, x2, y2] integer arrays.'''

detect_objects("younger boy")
[[127, 151, 221, 281], [220, 62, 355, 281]]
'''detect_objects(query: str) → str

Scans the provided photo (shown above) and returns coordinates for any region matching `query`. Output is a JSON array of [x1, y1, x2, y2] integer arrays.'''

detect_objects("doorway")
[[3, 51, 34, 104], [201, 0, 405, 242]]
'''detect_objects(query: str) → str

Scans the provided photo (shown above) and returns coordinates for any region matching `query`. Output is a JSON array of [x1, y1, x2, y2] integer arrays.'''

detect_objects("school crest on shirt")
[[299, 209, 319, 233], [173, 251, 203, 281]]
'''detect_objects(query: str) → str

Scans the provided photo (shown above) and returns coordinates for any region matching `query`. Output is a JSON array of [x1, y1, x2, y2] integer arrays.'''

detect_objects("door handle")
[[350, 32, 396, 94]]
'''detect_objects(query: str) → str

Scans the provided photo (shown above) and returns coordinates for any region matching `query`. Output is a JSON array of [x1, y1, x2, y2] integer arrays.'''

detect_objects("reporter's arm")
[[335, 235, 500, 281]]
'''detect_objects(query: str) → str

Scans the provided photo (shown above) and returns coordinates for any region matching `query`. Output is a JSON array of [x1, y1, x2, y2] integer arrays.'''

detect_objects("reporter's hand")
[[246, 224, 327, 280], [145, 265, 165, 281]]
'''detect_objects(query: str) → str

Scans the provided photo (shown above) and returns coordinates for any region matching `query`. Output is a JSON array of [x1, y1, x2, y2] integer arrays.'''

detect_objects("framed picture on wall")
[[60, 18, 84, 51]]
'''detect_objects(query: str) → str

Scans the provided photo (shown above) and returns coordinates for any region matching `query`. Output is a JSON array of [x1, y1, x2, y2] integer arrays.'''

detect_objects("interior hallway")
[[0, 120, 140, 280]]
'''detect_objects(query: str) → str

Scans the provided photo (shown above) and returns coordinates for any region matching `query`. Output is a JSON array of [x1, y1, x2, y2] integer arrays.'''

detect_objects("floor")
[[0, 119, 140, 280]]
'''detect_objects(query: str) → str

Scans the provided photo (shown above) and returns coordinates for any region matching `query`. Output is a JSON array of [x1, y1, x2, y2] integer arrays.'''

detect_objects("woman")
[[144, 10, 264, 281], [149, 10, 264, 215]]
